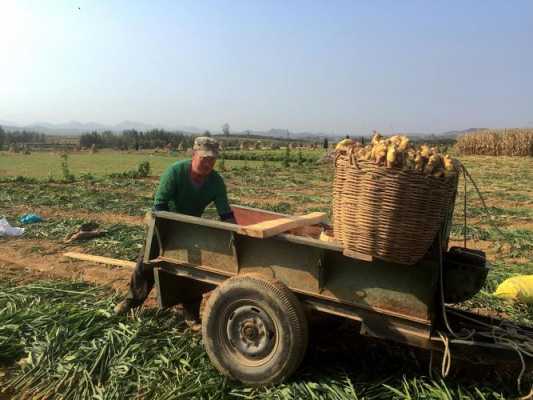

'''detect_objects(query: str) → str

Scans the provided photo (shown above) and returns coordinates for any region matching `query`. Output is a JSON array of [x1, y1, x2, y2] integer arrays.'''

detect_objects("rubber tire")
[[201, 273, 308, 385]]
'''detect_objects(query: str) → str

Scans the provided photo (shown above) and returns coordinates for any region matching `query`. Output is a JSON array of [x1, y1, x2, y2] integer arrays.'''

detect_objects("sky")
[[1, 1, 532, 134]]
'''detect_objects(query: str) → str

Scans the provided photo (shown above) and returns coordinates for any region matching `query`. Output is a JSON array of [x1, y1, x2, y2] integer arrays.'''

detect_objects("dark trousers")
[[125, 248, 200, 319], [126, 250, 154, 307]]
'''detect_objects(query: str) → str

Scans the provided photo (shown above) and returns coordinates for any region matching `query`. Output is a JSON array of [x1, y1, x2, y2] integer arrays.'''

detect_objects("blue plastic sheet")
[[19, 213, 44, 224]]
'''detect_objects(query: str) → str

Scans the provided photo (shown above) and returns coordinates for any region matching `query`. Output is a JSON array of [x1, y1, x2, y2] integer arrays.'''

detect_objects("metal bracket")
[[154, 224, 163, 258], [318, 251, 327, 293], [229, 231, 240, 273]]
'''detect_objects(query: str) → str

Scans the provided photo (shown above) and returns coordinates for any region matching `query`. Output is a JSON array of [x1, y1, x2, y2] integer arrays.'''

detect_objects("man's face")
[[191, 152, 216, 177]]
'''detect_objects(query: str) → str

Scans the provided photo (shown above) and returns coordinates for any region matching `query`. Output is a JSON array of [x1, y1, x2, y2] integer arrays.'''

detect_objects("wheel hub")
[[226, 305, 275, 359], [242, 321, 259, 340]]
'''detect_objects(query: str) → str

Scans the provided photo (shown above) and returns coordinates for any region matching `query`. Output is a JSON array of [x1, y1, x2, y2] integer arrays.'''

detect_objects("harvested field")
[[0, 150, 532, 398]]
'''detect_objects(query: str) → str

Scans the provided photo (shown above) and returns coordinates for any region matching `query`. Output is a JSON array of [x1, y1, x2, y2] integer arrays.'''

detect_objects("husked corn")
[[335, 132, 460, 177]]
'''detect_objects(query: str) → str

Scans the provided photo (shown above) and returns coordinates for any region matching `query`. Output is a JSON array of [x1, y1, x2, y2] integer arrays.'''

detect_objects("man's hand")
[[153, 203, 169, 212], [220, 211, 236, 224]]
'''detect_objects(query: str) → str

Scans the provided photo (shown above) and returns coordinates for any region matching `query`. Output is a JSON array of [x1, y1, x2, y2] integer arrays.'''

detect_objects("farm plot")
[[0, 150, 532, 398]]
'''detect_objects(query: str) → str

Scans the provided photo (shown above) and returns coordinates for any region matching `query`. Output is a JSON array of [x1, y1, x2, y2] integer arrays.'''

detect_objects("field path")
[[0, 238, 158, 307], [8, 205, 144, 226]]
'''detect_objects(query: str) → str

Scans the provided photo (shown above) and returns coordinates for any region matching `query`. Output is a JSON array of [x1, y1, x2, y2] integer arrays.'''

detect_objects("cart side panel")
[[155, 218, 238, 275], [320, 251, 437, 321], [147, 212, 437, 324], [236, 235, 322, 293], [236, 235, 436, 321]]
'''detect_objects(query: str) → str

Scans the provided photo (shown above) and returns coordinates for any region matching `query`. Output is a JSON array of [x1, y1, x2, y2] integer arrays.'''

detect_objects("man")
[[114, 137, 235, 315]]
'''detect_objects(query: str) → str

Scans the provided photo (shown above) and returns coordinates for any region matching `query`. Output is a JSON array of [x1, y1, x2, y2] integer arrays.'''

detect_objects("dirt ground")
[[0, 237, 159, 307], [0, 239, 127, 286], [8, 205, 144, 226], [0, 203, 147, 300]]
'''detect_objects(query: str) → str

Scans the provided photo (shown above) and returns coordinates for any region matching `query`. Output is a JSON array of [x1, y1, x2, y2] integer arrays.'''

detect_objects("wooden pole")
[[63, 252, 136, 269]]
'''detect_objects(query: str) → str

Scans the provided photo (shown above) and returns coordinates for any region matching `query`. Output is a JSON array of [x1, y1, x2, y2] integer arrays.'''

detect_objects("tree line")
[[79, 129, 198, 150], [0, 126, 46, 149]]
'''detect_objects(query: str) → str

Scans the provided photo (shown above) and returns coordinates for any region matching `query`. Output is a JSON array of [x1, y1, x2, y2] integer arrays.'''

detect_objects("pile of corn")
[[455, 128, 533, 156], [336, 132, 461, 177]]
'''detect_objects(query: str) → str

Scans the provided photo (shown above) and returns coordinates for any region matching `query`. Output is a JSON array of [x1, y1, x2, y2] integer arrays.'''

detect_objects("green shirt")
[[153, 160, 231, 217]]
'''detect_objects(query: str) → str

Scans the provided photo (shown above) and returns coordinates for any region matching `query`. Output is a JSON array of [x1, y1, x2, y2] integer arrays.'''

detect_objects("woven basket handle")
[[348, 146, 360, 169], [334, 152, 343, 168]]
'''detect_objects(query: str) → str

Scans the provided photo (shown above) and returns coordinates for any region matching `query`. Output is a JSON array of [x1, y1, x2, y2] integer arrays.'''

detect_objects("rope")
[[459, 162, 511, 243], [438, 231, 475, 340], [463, 165, 467, 248], [428, 331, 452, 379], [438, 331, 452, 377], [440, 332, 452, 377], [446, 310, 533, 350], [519, 387, 533, 400], [437, 228, 533, 395]]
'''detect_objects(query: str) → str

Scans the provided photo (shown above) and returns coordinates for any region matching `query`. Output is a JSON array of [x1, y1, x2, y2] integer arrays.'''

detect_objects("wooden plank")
[[236, 212, 326, 239], [342, 248, 373, 262], [63, 252, 136, 268], [153, 210, 241, 232]]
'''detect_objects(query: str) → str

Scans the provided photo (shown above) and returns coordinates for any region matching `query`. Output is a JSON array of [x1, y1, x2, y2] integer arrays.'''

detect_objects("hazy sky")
[[1, 1, 532, 134]]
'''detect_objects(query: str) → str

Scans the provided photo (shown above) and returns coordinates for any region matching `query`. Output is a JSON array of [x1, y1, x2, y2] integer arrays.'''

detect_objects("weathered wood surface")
[[63, 252, 135, 268], [236, 212, 327, 239]]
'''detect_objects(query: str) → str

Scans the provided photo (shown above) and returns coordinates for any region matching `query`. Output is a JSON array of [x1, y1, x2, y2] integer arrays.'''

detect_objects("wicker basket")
[[332, 153, 349, 241], [333, 158, 458, 265]]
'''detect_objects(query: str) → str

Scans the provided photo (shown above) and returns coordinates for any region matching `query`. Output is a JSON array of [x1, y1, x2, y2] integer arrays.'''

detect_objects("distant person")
[[114, 137, 235, 319]]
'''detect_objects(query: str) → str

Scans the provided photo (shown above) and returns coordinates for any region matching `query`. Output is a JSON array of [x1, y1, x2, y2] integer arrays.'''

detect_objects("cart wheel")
[[201, 273, 308, 385]]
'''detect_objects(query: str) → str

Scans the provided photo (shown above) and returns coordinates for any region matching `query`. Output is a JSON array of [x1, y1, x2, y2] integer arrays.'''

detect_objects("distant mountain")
[[0, 120, 482, 139], [0, 121, 204, 135], [114, 120, 158, 131], [0, 119, 17, 126]]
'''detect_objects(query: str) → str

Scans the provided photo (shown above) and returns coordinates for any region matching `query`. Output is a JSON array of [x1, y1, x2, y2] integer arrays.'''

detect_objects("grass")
[[221, 148, 325, 163], [0, 150, 185, 178], [0, 150, 309, 179], [0, 179, 153, 216], [0, 280, 517, 399]]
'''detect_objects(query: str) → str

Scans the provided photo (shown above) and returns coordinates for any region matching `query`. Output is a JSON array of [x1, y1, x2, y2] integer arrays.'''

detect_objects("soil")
[[8, 205, 144, 226], [0, 237, 157, 307]]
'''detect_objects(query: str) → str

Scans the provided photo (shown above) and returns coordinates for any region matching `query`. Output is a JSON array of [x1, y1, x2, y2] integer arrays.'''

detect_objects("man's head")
[[191, 137, 219, 177]]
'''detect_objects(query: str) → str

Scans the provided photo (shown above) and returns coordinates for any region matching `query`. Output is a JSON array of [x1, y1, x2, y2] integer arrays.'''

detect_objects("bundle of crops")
[[332, 133, 459, 265], [454, 128, 533, 156], [335, 132, 461, 177]]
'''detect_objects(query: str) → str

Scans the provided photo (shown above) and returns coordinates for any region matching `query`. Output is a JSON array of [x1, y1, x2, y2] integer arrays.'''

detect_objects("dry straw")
[[454, 128, 533, 156]]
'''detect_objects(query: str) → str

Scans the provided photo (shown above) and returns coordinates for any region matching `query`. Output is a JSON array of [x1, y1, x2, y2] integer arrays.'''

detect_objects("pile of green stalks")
[[10, 217, 145, 261], [0, 179, 154, 216], [0, 279, 519, 399]]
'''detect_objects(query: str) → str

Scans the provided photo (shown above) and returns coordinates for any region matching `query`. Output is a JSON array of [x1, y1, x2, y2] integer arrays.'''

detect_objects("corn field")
[[455, 129, 533, 156]]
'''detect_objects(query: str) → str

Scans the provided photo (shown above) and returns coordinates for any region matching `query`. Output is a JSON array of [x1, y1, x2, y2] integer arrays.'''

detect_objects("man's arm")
[[214, 177, 236, 223], [153, 166, 176, 211]]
